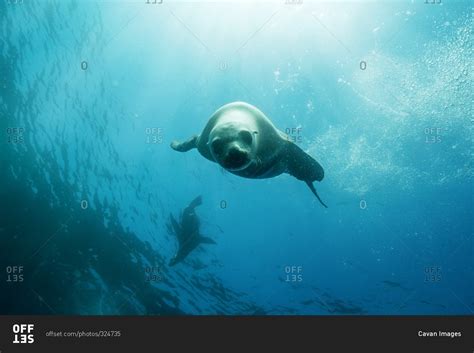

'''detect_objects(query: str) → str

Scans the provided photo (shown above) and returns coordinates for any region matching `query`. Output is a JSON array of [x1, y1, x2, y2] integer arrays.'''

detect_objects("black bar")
[[0, 316, 472, 353]]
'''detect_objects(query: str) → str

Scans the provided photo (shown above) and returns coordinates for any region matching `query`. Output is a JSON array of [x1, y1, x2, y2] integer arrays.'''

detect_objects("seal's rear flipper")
[[170, 135, 198, 152], [286, 142, 327, 208], [198, 236, 216, 244], [306, 181, 328, 208]]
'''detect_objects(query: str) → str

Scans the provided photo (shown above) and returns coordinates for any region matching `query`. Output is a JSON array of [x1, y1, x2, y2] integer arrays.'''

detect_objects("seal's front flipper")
[[286, 142, 327, 208], [170, 135, 198, 152], [198, 236, 216, 244]]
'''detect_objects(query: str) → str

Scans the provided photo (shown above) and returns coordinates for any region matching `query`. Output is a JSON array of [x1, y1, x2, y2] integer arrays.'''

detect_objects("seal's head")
[[208, 123, 256, 172]]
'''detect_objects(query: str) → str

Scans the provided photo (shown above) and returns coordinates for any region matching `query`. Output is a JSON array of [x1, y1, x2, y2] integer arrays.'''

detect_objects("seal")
[[170, 102, 327, 207], [168, 195, 216, 266]]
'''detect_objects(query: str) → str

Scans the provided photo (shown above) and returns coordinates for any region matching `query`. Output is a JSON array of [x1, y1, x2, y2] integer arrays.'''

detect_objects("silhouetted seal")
[[169, 196, 215, 266]]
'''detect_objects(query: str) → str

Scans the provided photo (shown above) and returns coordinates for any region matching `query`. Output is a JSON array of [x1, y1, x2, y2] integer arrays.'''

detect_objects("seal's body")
[[171, 102, 327, 207]]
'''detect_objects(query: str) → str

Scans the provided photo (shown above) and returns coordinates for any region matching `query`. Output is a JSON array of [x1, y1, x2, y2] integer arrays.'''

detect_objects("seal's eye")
[[239, 130, 253, 145]]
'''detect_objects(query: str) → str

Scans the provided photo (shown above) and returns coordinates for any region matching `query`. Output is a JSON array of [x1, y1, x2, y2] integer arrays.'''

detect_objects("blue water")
[[1, 0, 472, 315]]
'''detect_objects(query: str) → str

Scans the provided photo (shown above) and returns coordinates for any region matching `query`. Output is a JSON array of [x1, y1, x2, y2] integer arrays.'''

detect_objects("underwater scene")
[[1, 0, 472, 315]]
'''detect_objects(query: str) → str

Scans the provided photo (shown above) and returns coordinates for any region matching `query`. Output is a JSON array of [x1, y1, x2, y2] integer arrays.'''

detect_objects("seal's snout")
[[224, 147, 249, 170]]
